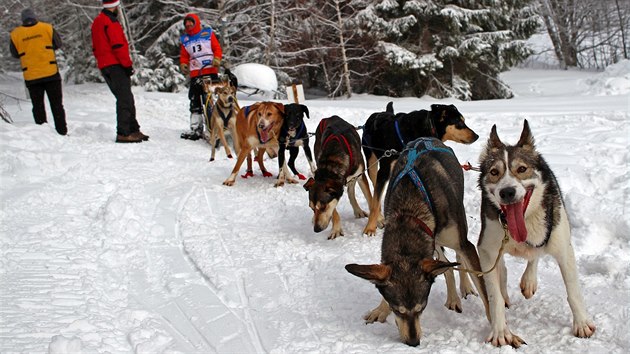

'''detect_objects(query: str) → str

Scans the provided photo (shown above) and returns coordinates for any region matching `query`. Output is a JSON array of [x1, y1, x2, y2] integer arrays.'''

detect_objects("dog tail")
[[386, 101, 394, 114]]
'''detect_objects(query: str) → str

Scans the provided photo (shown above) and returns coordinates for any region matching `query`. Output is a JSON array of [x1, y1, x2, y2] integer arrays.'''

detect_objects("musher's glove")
[[180, 63, 189, 76], [212, 57, 221, 67]]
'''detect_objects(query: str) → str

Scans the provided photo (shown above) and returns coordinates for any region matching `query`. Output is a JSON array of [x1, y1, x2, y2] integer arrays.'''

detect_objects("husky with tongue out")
[[477, 120, 596, 348]]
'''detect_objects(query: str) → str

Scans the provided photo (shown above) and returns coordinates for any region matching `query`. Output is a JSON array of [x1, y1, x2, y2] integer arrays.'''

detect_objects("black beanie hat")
[[21, 9, 37, 23]]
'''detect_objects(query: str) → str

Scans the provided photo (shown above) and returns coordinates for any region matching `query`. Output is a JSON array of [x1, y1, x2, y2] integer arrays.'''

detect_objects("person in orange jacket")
[[10, 8, 67, 135], [91, 0, 148, 143], [179, 13, 223, 141]]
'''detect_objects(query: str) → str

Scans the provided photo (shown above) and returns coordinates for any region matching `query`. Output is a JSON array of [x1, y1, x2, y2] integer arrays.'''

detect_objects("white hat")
[[103, 0, 120, 8]]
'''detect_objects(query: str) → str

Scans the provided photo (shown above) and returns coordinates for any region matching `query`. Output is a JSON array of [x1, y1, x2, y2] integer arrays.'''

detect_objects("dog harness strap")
[[218, 108, 233, 126], [322, 134, 354, 171], [391, 138, 454, 212], [394, 120, 405, 148]]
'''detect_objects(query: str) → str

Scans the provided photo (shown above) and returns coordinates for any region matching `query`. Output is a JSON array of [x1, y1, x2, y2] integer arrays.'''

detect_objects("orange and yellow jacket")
[[10, 20, 62, 85]]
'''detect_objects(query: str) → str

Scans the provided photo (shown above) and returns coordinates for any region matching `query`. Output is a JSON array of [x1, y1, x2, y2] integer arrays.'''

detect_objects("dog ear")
[[300, 104, 310, 118], [516, 119, 535, 150], [345, 263, 392, 284], [303, 177, 315, 191], [275, 102, 285, 114], [488, 124, 504, 149], [420, 259, 459, 277], [214, 87, 221, 94]]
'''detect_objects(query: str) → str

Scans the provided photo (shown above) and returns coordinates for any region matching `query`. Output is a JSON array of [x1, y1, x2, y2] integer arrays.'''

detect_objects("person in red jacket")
[[10, 8, 67, 135], [179, 13, 223, 140], [91, 0, 148, 143]]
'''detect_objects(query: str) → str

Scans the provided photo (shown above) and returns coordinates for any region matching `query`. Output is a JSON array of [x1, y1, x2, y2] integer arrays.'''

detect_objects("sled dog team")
[[207, 99, 596, 348]]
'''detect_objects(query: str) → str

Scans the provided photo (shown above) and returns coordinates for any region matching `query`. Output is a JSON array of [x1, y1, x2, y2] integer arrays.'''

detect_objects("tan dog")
[[209, 86, 239, 161], [223, 102, 285, 186]]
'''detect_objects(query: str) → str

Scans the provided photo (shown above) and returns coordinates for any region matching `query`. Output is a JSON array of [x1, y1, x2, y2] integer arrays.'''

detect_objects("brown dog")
[[223, 101, 285, 186], [210, 86, 239, 161]]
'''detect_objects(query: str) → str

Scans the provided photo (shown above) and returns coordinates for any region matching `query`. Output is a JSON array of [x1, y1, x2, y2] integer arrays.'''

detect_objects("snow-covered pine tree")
[[356, 0, 539, 100]]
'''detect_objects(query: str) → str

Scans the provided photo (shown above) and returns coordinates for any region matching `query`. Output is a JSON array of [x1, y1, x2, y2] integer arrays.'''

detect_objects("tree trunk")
[[614, 0, 628, 59], [334, 0, 352, 98]]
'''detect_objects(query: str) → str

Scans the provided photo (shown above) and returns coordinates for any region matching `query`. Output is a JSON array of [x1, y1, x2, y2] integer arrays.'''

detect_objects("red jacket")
[[91, 9, 132, 69], [179, 13, 222, 78]]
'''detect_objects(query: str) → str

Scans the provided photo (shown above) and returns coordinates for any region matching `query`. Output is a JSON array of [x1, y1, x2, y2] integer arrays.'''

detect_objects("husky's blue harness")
[[390, 138, 454, 213]]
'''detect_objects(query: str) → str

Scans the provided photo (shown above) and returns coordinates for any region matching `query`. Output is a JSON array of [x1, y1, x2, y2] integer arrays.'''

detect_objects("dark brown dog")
[[346, 137, 489, 346], [303, 115, 372, 239], [223, 101, 284, 186]]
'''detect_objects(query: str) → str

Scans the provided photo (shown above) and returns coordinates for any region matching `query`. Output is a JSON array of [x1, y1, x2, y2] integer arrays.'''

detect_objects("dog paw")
[[364, 308, 390, 323], [209, 157, 215, 162], [227, 154, 233, 158], [222, 180, 235, 186], [520, 278, 537, 299], [573, 319, 596, 338], [486, 329, 526, 348], [362, 226, 377, 237], [459, 274, 478, 299], [274, 180, 285, 188], [444, 300, 463, 313], [240, 171, 254, 178], [354, 210, 368, 219], [328, 230, 344, 240], [262, 171, 273, 177]]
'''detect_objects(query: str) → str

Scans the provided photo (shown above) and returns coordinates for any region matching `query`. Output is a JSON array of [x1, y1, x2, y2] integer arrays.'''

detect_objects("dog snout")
[[499, 187, 517, 203], [258, 122, 265, 130], [405, 338, 420, 347], [228, 96, 234, 103]]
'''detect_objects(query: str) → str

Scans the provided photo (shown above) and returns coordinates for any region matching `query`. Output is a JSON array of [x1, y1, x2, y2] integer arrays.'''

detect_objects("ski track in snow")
[[1, 68, 629, 353]]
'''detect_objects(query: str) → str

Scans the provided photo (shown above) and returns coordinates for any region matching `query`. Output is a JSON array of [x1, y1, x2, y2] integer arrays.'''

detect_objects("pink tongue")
[[502, 202, 527, 243], [260, 128, 269, 142]]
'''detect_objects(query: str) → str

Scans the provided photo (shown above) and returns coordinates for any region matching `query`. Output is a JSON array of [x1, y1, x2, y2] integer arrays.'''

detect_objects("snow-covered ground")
[[1, 61, 629, 353]]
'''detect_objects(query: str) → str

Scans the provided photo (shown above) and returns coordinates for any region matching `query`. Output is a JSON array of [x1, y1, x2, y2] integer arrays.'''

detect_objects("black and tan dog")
[[275, 103, 317, 187], [209, 85, 239, 161], [362, 102, 479, 236], [303, 115, 372, 239], [223, 101, 284, 186], [346, 137, 489, 346]]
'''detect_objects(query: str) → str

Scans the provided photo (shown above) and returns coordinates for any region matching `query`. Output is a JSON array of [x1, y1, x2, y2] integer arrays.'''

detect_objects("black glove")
[[124, 66, 134, 77]]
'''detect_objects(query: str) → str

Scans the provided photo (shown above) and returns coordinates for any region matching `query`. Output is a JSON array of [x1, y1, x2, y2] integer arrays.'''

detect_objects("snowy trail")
[[1, 67, 629, 352]]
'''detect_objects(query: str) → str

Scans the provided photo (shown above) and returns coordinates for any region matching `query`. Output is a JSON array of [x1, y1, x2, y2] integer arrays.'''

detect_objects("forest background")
[[1, 0, 628, 100]]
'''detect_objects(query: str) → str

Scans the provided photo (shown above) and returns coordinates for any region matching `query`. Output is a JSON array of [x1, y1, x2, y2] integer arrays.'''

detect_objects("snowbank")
[[582, 59, 630, 96]]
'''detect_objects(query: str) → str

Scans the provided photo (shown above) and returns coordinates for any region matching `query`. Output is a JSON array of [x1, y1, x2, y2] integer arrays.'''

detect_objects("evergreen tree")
[[356, 0, 539, 99]]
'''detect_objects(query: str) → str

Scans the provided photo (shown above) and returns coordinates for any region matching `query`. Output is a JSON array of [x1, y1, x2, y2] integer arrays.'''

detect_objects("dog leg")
[[456, 254, 478, 298], [275, 145, 288, 187], [520, 258, 538, 299], [256, 148, 273, 177], [287, 147, 303, 181], [347, 179, 368, 219], [548, 224, 596, 338], [478, 221, 525, 348], [438, 223, 490, 319], [364, 298, 390, 324], [364, 161, 390, 235], [357, 173, 373, 217], [217, 123, 233, 158], [328, 209, 344, 239], [437, 248, 462, 313], [210, 125, 218, 162], [224, 147, 253, 186], [498, 257, 510, 308], [302, 144, 317, 175]]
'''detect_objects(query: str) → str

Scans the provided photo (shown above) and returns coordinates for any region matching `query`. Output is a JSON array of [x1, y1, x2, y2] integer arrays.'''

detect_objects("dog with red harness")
[[303, 115, 372, 239]]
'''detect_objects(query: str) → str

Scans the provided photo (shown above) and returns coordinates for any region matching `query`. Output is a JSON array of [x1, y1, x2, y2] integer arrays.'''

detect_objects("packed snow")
[[1, 63, 629, 353]]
